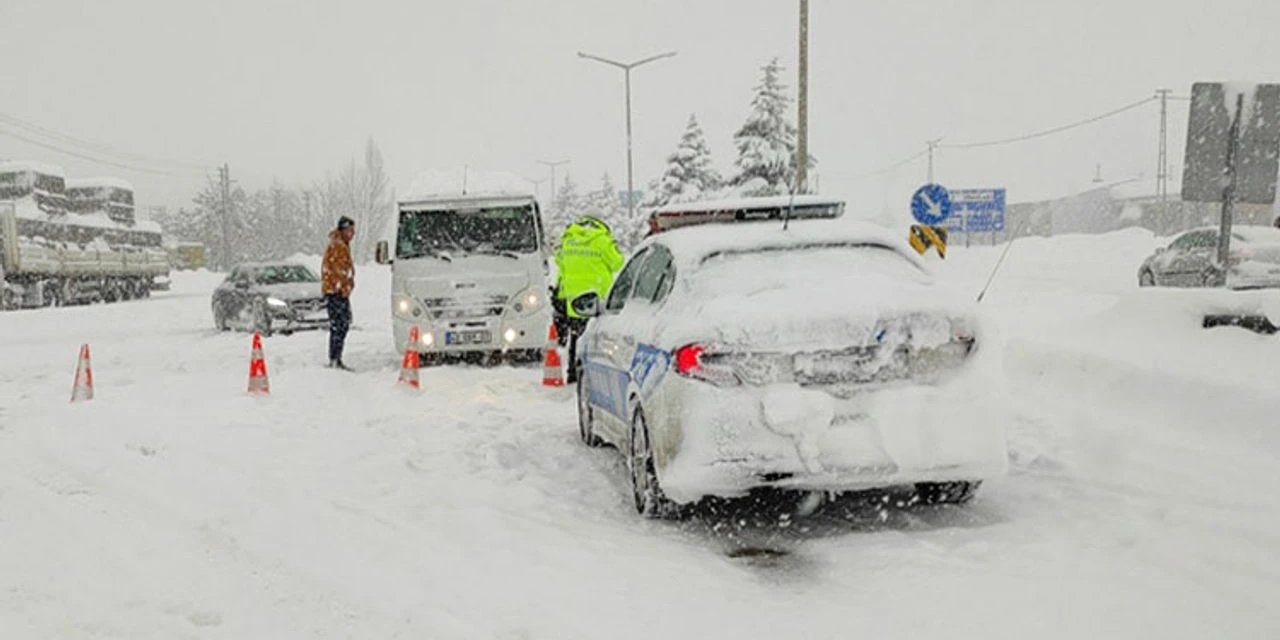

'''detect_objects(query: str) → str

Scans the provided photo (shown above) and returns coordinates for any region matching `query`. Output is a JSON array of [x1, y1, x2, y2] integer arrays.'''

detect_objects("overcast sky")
[[3, 0, 1279, 224]]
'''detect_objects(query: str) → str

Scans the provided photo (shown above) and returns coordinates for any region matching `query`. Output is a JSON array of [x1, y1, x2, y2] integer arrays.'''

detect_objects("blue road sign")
[[911, 184, 952, 225], [951, 188, 1006, 232], [617, 190, 644, 208]]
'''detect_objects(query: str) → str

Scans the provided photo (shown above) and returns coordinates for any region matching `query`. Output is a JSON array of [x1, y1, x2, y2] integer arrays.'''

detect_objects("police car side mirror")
[[571, 292, 602, 318], [375, 241, 391, 265]]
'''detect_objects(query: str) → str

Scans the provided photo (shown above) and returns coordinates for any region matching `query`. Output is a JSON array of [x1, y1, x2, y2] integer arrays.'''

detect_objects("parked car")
[[1139, 226, 1280, 289], [570, 219, 1008, 518], [212, 262, 328, 336]]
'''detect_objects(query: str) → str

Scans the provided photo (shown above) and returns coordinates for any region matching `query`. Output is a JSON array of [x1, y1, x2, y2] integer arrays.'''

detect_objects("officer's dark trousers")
[[326, 293, 352, 363]]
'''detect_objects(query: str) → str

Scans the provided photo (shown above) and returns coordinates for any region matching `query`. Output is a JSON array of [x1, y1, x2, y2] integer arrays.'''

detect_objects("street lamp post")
[[538, 159, 569, 206], [577, 50, 677, 223]]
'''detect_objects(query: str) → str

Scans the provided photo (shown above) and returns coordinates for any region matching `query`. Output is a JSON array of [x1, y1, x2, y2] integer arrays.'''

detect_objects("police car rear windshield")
[[691, 243, 925, 294], [397, 206, 538, 258]]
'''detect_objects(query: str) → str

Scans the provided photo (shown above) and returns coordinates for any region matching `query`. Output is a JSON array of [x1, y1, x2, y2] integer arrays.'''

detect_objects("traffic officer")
[[553, 215, 624, 381]]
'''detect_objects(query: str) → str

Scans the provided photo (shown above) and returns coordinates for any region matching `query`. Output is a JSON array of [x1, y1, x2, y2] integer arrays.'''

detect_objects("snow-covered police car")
[[573, 197, 1008, 518]]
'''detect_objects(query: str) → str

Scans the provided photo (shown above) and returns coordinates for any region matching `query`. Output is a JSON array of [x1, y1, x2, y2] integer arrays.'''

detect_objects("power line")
[[941, 96, 1158, 150], [844, 148, 929, 181], [0, 126, 178, 175], [0, 110, 210, 172], [834, 95, 1163, 185]]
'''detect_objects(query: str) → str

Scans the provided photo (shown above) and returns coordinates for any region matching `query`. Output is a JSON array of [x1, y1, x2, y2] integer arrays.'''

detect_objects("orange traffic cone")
[[70, 343, 94, 403], [398, 326, 421, 390], [542, 323, 564, 387], [247, 331, 270, 395]]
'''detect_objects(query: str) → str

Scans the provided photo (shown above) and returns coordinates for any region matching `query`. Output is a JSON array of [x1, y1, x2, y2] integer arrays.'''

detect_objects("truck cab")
[[378, 191, 551, 363]]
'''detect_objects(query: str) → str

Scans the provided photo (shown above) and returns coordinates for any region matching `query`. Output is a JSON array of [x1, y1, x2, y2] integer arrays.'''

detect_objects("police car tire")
[[630, 407, 682, 520], [576, 375, 604, 448]]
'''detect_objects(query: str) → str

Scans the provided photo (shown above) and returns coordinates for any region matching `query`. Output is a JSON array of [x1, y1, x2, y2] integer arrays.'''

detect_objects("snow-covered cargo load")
[[0, 161, 169, 309]]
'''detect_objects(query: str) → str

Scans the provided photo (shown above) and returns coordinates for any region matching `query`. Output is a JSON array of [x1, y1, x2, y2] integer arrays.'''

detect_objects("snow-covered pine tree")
[[730, 58, 815, 196], [584, 173, 621, 223], [583, 172, 646, 250], [548, 174, 583, 245], [647, 114, 723, 208]]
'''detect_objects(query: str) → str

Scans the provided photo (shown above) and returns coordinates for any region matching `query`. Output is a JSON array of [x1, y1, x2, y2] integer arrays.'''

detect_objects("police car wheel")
[[629, 407, 682, 519], [576, 374, 604, 448]]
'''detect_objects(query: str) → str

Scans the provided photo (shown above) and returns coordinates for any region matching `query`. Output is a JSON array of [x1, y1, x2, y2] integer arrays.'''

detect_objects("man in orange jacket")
[[322, 216, 356, 370]]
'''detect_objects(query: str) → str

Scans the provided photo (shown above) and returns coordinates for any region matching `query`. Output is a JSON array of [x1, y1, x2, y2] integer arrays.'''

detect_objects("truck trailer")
[[0, 161, 170, 310]]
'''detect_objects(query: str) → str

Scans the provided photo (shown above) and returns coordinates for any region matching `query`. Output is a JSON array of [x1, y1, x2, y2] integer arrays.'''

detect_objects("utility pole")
[[218, 163, 232, 271], [796, 0, 810, 194], [1155, 88, 1172, 228], [538, 159, 569, 207], [577, 50, 677, 225], [926, 138, 943, 183]]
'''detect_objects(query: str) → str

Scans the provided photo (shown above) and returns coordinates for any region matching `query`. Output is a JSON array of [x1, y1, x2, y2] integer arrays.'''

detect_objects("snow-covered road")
[[2, 229, 1278, 639]]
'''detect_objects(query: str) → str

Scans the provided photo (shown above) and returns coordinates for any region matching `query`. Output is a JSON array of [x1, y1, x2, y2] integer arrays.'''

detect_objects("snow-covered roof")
[[646, 218, 921, 270], [65, 177, 134, 191], [134, 220, 162, 234], [402, 169, 535, 203], [0, 160, 66, 177], [399, 193, 537, 210], [651, 194, 844, 215]]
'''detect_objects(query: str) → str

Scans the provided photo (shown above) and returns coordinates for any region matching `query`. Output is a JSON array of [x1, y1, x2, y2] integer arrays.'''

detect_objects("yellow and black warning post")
[[908, 224, 948, 259]]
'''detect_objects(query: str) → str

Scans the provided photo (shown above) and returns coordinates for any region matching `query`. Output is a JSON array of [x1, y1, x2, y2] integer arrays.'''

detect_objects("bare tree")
[[311, 138, 394, 262]]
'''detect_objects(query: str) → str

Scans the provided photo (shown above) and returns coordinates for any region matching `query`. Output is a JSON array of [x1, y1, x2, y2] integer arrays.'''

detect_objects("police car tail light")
[[675, 344, 705, 375], [674, 343, 739, 386]]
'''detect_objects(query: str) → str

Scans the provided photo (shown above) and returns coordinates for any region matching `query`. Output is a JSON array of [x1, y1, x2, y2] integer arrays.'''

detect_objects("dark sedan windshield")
[[253, 265, 318, 285]]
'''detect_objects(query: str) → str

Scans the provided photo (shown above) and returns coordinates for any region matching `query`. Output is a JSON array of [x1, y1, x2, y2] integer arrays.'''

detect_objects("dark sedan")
[[212, 263, 328, 336]]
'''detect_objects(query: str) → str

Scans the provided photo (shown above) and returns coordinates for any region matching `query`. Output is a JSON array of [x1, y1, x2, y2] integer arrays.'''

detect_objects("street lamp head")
[[577, 50, 678, 69]]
